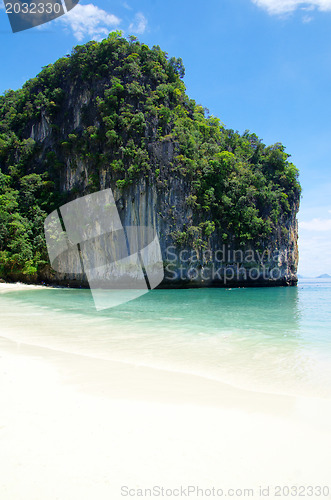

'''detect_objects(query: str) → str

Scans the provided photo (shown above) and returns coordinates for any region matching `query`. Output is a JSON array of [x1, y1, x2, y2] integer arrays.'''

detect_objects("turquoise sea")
[[1, 278, 331, 398]]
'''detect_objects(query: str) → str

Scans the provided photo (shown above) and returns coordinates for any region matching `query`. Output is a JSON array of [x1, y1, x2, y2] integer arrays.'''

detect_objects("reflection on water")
[[0, 281, 331, 398]]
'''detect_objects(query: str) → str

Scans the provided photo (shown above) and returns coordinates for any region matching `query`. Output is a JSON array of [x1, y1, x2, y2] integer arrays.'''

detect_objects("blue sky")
[[1, 0, 331, 276]]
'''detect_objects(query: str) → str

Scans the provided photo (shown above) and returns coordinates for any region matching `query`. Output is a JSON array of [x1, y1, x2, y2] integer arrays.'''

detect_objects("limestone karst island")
[[0, 33, 301, 288]]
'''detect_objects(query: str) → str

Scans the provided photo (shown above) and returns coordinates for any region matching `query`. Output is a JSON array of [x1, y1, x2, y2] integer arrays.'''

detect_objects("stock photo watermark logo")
[[4, 0, 79, 33], [44, 189, 295, 310], [44, 188, 164, 311]]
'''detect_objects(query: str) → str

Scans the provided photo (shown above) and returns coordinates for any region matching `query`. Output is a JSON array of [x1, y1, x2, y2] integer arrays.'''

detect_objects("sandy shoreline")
[[0, 282, 56, 292], [1, 334, 331, 500], [1, 282, 331, 499]]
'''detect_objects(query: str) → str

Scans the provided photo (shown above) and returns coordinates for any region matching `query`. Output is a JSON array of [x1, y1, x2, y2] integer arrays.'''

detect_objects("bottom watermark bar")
[[120, 485, 330, 498]]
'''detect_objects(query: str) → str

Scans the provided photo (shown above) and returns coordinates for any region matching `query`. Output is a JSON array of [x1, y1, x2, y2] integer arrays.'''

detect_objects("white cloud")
[[56, 4, 121, 42], [298, 208, 331, 275], [299, 218, 331, 231], [122, 1, 133, 10], [251, 0, 331, 14], [298, 233, 331, 275], [129, 12, 148, 34]]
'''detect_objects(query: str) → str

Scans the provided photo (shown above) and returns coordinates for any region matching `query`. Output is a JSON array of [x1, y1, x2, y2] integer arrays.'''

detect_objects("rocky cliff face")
[[50, 195, 299, 288], [34, 126, 299, 288], [0, 34, 300, 287]]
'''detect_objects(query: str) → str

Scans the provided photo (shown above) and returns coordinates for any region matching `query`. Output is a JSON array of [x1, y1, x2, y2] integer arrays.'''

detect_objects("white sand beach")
[[0, 283, 331, 500], [0, 282, 50, 290], [1, 340, 331, 500]]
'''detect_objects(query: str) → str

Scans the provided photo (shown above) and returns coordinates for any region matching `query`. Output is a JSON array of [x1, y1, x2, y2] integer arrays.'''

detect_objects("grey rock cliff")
[[21, 69, 299, 288]]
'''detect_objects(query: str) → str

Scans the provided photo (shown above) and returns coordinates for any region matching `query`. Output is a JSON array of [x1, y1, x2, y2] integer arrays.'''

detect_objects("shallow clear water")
[[1, 279, 331, 398]]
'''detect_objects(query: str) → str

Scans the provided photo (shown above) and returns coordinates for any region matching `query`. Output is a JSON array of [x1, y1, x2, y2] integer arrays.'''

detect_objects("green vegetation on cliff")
[[0, 32, 300, 281]]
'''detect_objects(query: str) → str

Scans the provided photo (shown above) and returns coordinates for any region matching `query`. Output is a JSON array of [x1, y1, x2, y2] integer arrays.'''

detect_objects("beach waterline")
[[1, 282, 331, 500], [1, 280, 331, 399]]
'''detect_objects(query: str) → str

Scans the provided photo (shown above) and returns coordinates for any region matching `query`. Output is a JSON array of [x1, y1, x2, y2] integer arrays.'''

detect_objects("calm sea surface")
[[1, 279, 331, 398]]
